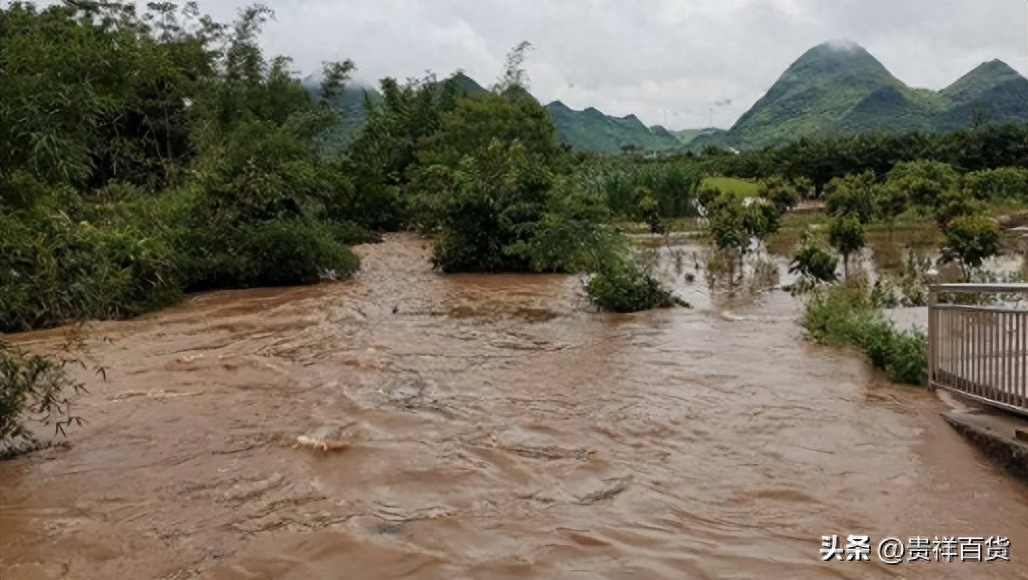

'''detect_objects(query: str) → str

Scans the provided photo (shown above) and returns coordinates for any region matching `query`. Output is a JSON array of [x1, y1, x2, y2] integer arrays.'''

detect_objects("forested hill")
[[692, 41, 1028, 150], [543, 101, 683, 153]]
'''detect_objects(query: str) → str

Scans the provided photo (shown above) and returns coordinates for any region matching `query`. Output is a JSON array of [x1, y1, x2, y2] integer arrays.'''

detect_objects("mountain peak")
[[818, 39, 862, 51], [942, 59, 1026, 104], [727, 41, 903, 147], [546, 100, 572, 112], [792, 39, 883, 71], [501, 84, 538, 103], [783, 40, 896, 88], [449, 71, 488, 96], [967, 59, 1021, 79]]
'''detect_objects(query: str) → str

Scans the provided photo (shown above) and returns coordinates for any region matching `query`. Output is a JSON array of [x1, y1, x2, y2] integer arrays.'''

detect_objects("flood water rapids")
[[1, 233, 1026, 579]]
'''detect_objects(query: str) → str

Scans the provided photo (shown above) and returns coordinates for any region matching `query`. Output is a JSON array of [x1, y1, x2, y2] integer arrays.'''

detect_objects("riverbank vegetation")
[[1, 2, 367, 333], [1, 2, 687, 336], [0, 335, 96, 457], [801, 282, 927, 385]]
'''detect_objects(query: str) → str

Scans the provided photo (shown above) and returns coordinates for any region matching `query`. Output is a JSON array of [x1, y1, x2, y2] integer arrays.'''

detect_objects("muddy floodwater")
[[1, 234, 1026, 579]]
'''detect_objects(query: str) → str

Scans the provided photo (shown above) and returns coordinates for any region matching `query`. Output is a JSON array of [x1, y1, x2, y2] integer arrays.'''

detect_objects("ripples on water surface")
[[1, 234, 1025, 579]]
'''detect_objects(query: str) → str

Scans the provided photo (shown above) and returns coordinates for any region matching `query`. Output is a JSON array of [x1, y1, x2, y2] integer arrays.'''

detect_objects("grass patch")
[[619, 217, 707, 234], [702, 176, 759, 198], [801, 283, 927, 385]]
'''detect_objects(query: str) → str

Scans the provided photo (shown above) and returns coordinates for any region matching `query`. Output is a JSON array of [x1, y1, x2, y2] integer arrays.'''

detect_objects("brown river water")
[[1, 233, 1026, 579]]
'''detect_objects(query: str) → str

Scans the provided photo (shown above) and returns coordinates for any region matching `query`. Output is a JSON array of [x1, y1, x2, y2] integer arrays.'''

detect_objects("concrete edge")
[[942, 410, 1028, 484]]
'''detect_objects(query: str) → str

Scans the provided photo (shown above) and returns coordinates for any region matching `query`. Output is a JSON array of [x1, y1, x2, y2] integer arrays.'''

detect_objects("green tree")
[[697, 186, 722, 211], [415, 94, 566, 172], [708, 193, 749, 254], [825, 171, 878, 224], [962, 167, 1028, 202], [494, 40, 533, 93], [347, 73, 463, 229], [885, 160, 958, 209], [942, 215, 1001, 279], [742, 199, 780, 251], [0, 1, 365, 331], [933, 190, 984, 231], [875, 184, 909, 239], [780, 137, 840, 197], [789, 238, 838, 285], [426, 140, 545, 272], [758, 176, 800, 213], [0, 1, 212, 190], [634, 186, 665, 235], [828, 215, 865, 280], [706, 192, 749, 282]]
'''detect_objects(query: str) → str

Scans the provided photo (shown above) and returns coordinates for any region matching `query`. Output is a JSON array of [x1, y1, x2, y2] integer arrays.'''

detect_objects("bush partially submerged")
[[585, 260, 686, 313], [1, 5, 367, 332], [0, 185, 181, 333], [802, 284, 926, 385], [178, 220, 360, 290]]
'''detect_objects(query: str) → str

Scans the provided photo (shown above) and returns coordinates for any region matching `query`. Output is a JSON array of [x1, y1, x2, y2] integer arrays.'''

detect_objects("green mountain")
[[308, 72, 490, 151], [935, 59, 1028, 131], [303, 76, 384, 150], [702, 41, 1028, 150], [543, 101, 682, 153], [673, 127, 727, 146], [309, 44, 1027, 155], [502, 84, 539, 103], [450, 71, 489, 97]]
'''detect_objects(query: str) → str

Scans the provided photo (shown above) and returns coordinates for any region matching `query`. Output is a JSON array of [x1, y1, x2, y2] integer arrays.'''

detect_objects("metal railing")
[[928, 283, 1028, 416]]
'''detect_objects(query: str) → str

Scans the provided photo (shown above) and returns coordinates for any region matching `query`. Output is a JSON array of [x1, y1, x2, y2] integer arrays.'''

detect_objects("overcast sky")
[[196, 0, 1028, 130]]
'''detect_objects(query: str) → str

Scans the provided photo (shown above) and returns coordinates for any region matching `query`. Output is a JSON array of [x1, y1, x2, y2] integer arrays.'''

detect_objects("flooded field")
[[1, 234, 1025, 579]]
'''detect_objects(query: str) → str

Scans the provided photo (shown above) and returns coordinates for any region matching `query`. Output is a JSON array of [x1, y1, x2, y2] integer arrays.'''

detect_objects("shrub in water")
[[801, 284, 927, 385], [585, 260, 685, 313], [182, 220, 360, 289], [0, 199, 181, 333], [238, 221, 360, 286]]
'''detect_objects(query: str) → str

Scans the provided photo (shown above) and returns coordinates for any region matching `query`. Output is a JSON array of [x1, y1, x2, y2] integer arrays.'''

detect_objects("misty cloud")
[[196, 0, 1027, 130]]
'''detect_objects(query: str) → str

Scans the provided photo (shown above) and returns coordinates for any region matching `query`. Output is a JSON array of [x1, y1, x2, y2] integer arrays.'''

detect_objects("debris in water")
[[293, 426, 352, 452], [577, 476, 632, 504], [385, 378, 428, 408], [294, 435, 349, 452]]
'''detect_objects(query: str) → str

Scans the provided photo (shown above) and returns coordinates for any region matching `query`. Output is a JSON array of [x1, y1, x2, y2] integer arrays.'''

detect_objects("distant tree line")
[[698, 123, 1028, 197]]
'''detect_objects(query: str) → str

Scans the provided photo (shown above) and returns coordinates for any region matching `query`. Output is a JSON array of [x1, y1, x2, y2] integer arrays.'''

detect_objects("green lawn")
[[701, 176, 760, 197]]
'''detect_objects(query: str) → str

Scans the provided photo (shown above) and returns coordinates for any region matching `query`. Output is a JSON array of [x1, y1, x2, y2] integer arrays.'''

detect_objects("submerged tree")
[[789, 232, 838, 293], [743, 198, 780, 252], [634, 186, 665, 235], [1, 336, 97, 457], [828, 215, 865, 280], [942, 214, 1001, 279], [875, 184, 909, 239], [758, 176, 801, 213]]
